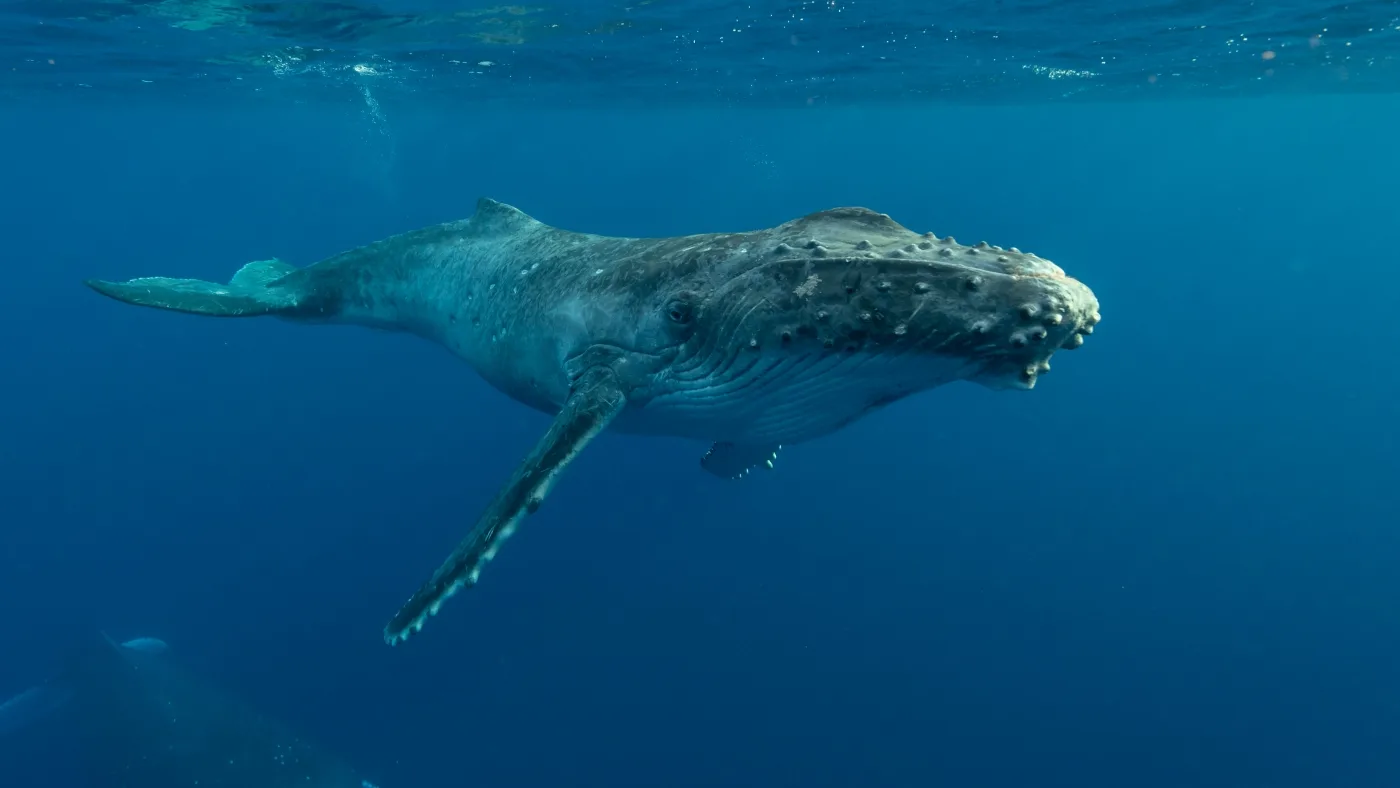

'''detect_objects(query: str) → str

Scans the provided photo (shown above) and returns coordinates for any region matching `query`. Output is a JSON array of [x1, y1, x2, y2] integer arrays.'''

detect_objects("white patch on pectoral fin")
[[700, 442, 782, 480]]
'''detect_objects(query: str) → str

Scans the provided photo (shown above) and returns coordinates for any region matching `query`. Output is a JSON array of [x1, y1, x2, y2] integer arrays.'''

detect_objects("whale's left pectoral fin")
[[383, 365, 627, 645], [701, 442, 782, 480]]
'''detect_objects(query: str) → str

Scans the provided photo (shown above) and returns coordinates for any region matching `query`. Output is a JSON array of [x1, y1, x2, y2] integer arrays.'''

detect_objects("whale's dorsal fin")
[[466, 197, 543, 237]]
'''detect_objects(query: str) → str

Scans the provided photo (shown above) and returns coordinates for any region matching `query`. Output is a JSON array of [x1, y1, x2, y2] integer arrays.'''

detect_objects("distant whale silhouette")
[[0, 633, 382, 788], [0, 637, 164, 738]]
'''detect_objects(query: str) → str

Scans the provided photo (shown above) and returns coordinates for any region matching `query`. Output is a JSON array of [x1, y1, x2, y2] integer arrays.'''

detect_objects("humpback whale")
[[0, 633, 380, 787], [85, 199, 1102, 645]]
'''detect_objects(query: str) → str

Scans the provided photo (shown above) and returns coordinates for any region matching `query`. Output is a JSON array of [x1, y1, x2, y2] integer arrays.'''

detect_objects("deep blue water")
[[3, 3, 1400, 788]]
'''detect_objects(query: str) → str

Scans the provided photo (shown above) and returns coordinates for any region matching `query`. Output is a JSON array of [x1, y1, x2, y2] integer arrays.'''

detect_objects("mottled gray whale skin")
[[85, 198, 1102, 645]]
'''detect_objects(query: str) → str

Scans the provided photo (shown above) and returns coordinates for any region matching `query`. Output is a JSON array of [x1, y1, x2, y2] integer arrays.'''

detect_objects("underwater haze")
[[2, 1, 1399, 787]]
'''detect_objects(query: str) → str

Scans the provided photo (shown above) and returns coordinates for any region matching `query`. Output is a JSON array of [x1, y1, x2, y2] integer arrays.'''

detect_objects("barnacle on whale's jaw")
[[960, 260, 1101, 391], [976, 304, 1100, 390]]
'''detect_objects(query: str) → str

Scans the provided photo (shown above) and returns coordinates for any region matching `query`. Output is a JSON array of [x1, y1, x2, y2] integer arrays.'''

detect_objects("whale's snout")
[[962, 264, 1101, 390]]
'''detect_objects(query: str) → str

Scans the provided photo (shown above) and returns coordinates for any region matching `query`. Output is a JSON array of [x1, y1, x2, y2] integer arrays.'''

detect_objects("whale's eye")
[[665, 295, 694, 325]]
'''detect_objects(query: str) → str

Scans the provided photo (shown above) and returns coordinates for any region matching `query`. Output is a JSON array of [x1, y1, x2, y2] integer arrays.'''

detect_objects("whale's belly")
[[614, 350, 974, 445]]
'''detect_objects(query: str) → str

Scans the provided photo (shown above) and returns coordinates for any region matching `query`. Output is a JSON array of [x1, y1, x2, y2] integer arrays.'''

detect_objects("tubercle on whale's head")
[[678, 206, 1101, 391]]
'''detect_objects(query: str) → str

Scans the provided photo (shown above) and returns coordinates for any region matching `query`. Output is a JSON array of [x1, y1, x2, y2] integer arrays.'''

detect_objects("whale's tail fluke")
[[85, 258, 303, 318]]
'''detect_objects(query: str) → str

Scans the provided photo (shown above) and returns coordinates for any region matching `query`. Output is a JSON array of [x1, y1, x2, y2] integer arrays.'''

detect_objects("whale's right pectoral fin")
[[382, 364, 628, 645], [85, 259, 301, 318]]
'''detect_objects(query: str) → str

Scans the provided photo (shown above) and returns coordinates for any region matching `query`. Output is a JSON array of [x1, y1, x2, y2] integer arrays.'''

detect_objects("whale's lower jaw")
[[619, 349, 977, 446]]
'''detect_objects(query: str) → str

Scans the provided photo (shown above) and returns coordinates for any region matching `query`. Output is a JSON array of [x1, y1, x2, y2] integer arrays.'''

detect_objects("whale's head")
[[633, 207, 1100, 442]]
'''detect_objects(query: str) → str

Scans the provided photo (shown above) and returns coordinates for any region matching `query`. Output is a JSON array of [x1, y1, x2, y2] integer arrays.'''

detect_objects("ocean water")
[[1, 2, 1398, 787]]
